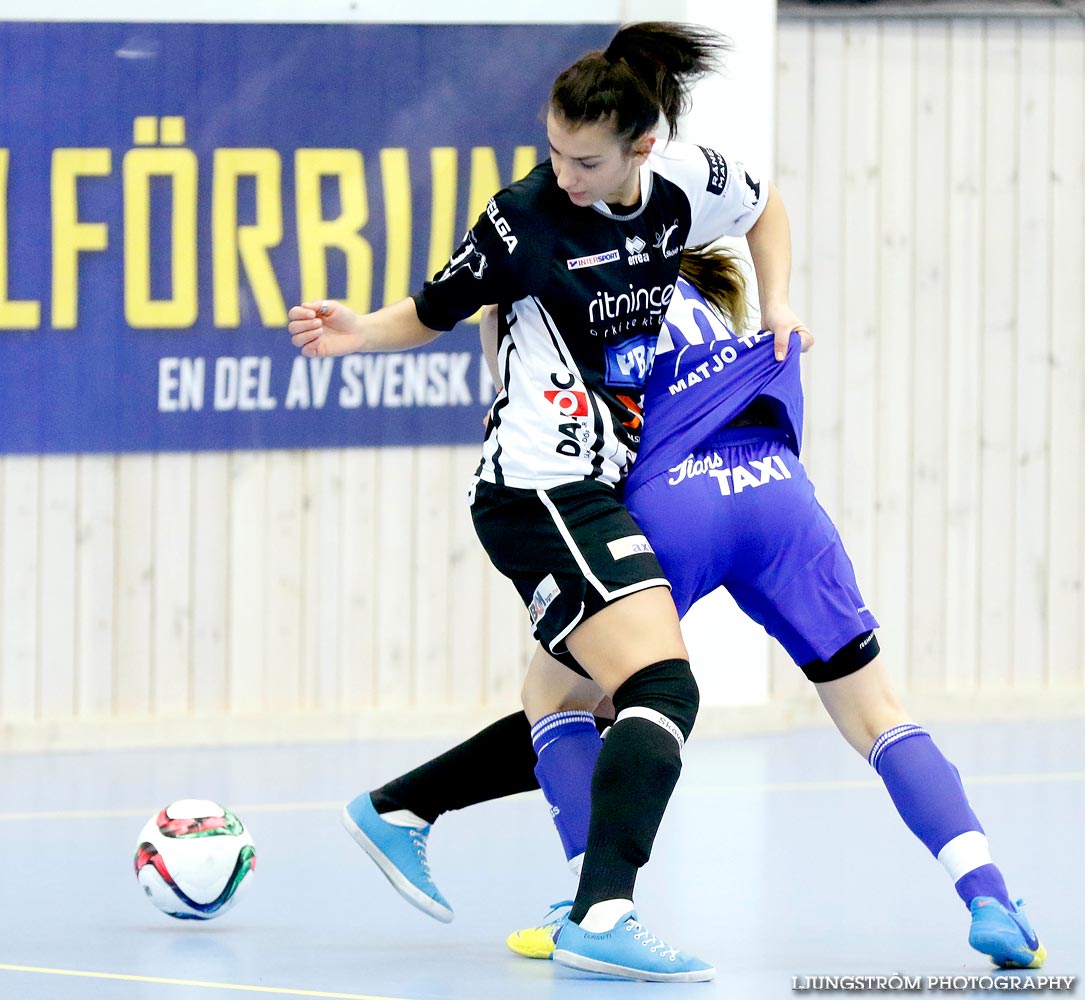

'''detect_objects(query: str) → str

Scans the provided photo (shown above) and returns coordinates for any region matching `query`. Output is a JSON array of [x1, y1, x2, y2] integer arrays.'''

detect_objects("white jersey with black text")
[[413, 140, 768, 489]]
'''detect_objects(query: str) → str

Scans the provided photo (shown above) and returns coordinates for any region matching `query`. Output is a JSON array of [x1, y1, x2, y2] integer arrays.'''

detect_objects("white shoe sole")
[[553, 948, 716, 983], [340, 805, 454, 923]]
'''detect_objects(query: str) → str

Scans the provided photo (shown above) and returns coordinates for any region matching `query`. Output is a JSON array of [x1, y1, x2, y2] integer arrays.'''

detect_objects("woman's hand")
[[287, 300, 362, 357], [760, 301, 814, 361]]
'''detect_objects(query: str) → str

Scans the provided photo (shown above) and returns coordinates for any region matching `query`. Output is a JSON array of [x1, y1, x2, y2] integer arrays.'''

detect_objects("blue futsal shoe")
[[552, 909, 715, 983], [340, 793, 453, 923], [968, 897, 1046, 968]]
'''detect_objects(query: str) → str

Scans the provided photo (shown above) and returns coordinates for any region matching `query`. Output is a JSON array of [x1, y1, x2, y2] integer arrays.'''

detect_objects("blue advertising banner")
[[0, 22, 614, 454]]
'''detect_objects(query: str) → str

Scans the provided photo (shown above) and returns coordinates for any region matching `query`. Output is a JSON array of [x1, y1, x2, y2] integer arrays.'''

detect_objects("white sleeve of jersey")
[[650, 141, 769, 244]]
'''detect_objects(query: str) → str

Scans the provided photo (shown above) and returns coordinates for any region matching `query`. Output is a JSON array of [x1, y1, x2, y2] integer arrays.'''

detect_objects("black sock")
[[569, 717, 682, 922], [569, 658, 697, 925], [369, 711, 540, 824]]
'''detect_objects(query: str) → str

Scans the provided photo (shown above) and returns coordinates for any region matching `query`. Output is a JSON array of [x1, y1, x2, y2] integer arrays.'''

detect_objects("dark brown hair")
[[551, 22, 730, 146], [679, 244, 749, 332]]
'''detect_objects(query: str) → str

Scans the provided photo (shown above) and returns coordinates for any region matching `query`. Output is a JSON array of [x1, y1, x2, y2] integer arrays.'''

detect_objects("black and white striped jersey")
[[413, 140, 768, 489]]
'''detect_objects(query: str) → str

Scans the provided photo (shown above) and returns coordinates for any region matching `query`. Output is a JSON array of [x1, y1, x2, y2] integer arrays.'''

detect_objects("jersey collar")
[[590, 162, 653, 222]]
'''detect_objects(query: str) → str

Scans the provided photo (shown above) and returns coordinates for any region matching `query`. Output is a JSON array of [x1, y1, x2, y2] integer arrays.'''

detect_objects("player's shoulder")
[[472, 161, 563, 275], [649, 140, 735, 200], [486, 161, 566, 242], [494, 160, 563, 214]]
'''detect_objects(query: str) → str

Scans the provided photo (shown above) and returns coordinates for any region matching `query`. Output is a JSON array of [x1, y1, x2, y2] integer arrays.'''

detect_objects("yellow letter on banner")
[[294, 149, 371, 314], [51, 148, 112, 329], [427, 147, 458, 283], [511, 146, 538, 185], [380, 148, 411, 307], [0, 149, 41, 329], [123, 146, 199, 328], [212, 149, 287, 327]]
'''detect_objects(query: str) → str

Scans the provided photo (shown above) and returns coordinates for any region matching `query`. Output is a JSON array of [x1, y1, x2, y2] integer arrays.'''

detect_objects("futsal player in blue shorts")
[[508, 247, 1045, 971], [338, 246, 1045, 974]]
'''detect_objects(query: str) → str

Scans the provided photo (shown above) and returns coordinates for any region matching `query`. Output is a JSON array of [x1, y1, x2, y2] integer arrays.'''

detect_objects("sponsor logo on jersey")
[[438, 234, 487, 281], [624, 235, 649, 265], [742, 169, 762, 211], [605, 333, 656, 389], [699, 145, 729, 196], [653, 219, 682, 259], [588, 283, 675, 327], [607, 534, 653, 561], [567, 249, 621, 270], [666, 451, 793, 492], [485, 198, 518, 253], [528, 573, 561, 626], [543, 388, 589, 417]]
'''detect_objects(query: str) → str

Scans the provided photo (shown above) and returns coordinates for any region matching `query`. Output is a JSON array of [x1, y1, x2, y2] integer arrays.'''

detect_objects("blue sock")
[[531, 711, 601, 873], [869, 724, 1012, 909]]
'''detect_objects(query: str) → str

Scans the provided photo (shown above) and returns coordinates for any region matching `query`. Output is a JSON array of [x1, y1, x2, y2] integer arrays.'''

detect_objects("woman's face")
[[546, 109, 654, 209]]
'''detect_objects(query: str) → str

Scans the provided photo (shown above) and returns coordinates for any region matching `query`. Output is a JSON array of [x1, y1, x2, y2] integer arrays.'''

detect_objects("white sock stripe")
[[867, 724, 920, 764], [869, 729, 921, 771], [531, 711, 597, 752], [614, 706, 684, 750], [869, 724, 927, 769], [937, 830, 992, 883], [531, 711, 594, 733]]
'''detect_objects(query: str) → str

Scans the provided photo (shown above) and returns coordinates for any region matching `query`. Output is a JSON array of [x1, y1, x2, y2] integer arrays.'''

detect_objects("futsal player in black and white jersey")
[[288, 22, 808, 983]]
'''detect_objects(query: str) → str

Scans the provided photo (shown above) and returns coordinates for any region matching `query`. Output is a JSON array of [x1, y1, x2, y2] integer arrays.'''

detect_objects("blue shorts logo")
[[605, 334, 655, 389]]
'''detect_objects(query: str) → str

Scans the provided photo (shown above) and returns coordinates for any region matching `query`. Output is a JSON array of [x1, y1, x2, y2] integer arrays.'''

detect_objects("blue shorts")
[[624, 427, 878, 672]]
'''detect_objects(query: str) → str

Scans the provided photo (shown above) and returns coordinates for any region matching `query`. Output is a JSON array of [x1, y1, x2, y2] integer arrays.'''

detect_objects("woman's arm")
[[287, 297, 441, 358], [744, 182, 813, 361], [479, 304, 503, 390]]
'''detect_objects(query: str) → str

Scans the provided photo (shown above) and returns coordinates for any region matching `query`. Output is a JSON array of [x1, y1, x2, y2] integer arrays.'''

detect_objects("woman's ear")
[[632, 133, 656, 164]]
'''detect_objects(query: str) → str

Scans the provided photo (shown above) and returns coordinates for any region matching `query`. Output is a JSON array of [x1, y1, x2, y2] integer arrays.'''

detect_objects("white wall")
[[771, 14, 1085, 716]]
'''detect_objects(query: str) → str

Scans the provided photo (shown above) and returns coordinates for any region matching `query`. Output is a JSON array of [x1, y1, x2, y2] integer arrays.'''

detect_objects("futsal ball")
[[134, 799, 256, 920]]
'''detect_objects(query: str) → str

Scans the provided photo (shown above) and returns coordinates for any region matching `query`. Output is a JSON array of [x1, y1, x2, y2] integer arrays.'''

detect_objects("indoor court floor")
[[0, 716, 1080, 1000]]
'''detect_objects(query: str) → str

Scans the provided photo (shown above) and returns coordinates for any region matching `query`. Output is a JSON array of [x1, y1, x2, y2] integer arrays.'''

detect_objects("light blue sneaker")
[[969, 897, 1046, 968], [340, 793, 453, 923], [552, 908, 715, 982]]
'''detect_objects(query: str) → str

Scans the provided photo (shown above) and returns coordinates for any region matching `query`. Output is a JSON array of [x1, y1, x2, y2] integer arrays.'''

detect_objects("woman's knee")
[[519, 646, 603, 722]]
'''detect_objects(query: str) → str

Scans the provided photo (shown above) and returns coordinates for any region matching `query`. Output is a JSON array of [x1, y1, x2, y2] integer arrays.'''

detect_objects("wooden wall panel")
[[874, 22, 916, 686], [1047, 20, 1085, 689], [776, 15, 1085, 701], [113, 456, 154, 717], [1, 458, 39, 723], [38, 455, 77, 720], [75, 456, 115, 718], [908, 20, 950, 691], [942, 18, 985, 691], [189, 452, 229, 716], [151, 452, 193, 717]]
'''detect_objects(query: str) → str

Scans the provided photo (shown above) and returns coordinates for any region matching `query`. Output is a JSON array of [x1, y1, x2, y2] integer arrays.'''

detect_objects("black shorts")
[[470, 478, 671, 671]]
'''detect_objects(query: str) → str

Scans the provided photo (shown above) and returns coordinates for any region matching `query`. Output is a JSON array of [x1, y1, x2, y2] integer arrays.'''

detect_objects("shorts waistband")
[[703, 423, 793, 450]]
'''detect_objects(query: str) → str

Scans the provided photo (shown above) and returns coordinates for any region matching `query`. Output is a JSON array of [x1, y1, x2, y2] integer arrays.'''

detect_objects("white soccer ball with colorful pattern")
[[134, 799, 256, 920]]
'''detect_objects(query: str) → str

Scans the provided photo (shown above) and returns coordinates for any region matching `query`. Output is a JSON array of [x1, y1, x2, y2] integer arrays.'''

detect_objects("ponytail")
[[551, 22, 729, 145], [678, 245, 750, 333]]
